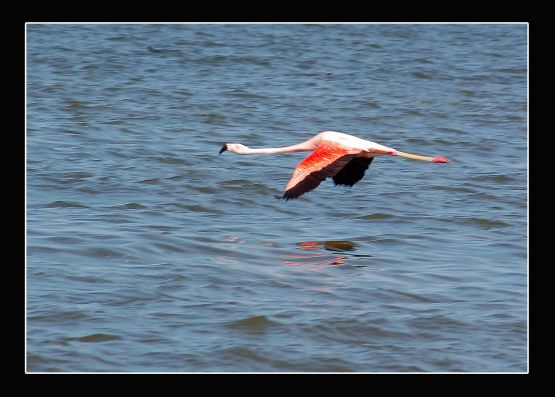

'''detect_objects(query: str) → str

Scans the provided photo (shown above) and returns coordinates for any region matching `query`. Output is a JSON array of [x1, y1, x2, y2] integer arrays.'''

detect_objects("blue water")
[[26, 23, 527, 372]]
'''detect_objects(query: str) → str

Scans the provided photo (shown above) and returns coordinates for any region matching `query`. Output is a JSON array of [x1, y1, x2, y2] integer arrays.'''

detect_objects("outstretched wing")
[[332, 156, 374, 187], [282, 141, 360, 200]]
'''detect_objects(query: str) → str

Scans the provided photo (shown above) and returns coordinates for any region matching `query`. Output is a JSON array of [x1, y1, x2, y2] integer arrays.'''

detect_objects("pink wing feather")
[[282, 141, 363, 200]]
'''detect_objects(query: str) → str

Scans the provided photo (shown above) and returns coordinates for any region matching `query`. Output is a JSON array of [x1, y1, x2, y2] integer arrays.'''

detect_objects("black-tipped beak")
[[219, 144, 228, 155]]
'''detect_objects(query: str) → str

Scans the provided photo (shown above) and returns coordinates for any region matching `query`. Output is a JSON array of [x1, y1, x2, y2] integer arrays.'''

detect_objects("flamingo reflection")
[[282, 240, 357, 269]]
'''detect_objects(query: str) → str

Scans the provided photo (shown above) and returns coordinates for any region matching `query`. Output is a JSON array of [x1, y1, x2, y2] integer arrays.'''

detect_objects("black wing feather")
[[332, 157, 374, 187]]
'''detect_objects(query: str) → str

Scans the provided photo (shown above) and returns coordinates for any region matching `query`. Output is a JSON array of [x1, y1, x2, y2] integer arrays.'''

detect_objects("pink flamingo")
[[219, 131, 449, 200]]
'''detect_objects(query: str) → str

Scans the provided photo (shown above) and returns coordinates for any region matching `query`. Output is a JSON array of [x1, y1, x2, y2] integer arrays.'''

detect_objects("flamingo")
[[219, 131, 449, 200]]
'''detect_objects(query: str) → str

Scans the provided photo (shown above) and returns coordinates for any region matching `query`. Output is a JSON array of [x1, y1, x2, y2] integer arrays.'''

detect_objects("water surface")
[[26, 23, 527, 372]]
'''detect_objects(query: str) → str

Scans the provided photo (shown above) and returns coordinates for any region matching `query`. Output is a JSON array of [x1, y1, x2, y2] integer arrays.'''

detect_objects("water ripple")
[[65, 333, 122, 343]]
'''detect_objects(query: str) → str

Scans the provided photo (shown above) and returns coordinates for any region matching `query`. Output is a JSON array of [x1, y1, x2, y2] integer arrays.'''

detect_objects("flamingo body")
[[282, 140, 366, 200], [219, 131, 449, 200]]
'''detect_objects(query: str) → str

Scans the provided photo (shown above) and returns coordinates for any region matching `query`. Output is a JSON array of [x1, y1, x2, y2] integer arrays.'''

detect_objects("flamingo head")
[[219, 143, 251, 155]]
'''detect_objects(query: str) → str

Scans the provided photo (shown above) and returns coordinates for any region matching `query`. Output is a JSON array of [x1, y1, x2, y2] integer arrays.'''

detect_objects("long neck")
[[248, 142, 314, 154]]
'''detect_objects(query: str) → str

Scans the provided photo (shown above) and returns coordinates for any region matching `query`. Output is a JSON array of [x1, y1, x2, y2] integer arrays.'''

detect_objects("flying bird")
[[219, 131, 449, 200]]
